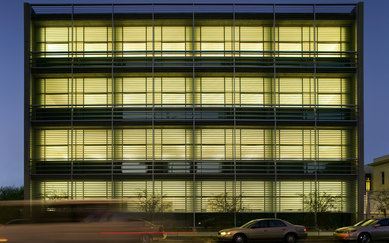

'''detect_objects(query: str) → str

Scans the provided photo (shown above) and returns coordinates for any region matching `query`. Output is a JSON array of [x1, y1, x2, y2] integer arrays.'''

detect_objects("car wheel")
[[232, 233, 247, 243], [357, 233, 371, 243], [140, 234, 151, 243], [284, 233, 297, 243]]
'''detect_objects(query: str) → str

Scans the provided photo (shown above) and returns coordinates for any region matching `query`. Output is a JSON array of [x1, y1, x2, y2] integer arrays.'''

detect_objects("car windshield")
[[240, 220, 258, 228], [360, 219, 379, 227], [353, 220, 368, 226]]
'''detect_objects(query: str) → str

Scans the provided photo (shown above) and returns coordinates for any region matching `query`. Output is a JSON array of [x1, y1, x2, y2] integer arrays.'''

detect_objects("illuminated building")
[[25, 2, 364, 227]]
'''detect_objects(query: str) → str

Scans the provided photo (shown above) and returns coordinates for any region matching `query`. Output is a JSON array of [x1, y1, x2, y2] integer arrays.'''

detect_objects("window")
[[34, 179, 353, 212], [34, 127, 355, 163], [318, 130, 348, 160], [251, 220, 268, 228], [36, 78, 112, 107], [83, 27, 111, 57], [196, 77, 229, 105], [238, 26, 264, 56], [277, 78, 303, 106], [382, 171, 385, 185], [277, 27, 303, 57], [38, 27, 70, 57], [366, 177, 371, 191], [268, 220, 287, 227], [159, 26, 191, 56], [195, 76, 267, 107], [121, 26, 148, 57], [317, 27, 350, 57], [278, 130, 303, 159], [35, 76, 353, 108], [318, 78, 351, 107], [378, 218, 389, 227], [196, 26, 231, 56], [36, 24, 351, 58]]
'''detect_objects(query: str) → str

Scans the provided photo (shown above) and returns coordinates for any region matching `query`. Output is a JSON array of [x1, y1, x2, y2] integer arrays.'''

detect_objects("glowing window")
[[241, 94, 263, 104], [241, 146, 264, 159], [123, 146, 146, 160], [123, 94, 146, 104], [201, 94, 225, 104], [240, 27, 263, 41], [45, 27, 68, 42], [162, 146, 186, 160], [201, 27, 224, 41]]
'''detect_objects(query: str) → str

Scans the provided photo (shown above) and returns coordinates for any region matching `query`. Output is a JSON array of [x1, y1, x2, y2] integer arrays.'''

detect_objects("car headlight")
[[220, 232, 231, 236]]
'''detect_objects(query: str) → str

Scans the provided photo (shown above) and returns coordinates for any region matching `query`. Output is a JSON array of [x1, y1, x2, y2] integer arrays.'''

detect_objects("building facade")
[[365, 156, 389, 218], [368, 155, 389, 192], [25, 3, 364, 227]]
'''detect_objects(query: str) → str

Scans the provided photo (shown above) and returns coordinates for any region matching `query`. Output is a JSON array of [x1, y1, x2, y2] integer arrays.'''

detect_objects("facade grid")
[[25, 2, 364, 228]]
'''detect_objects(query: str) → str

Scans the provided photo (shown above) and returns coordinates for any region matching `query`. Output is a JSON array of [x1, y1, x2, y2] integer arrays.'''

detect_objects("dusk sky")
[[0, 0, 387, 187]]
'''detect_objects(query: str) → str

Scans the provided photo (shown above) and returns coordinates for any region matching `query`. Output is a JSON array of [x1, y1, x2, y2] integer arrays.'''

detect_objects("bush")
[[0, 186, 24, 200]]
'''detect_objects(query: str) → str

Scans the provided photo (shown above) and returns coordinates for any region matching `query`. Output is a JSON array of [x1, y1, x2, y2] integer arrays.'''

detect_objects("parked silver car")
[[334, 218, 389, 243], [218, 218, 307, 243]]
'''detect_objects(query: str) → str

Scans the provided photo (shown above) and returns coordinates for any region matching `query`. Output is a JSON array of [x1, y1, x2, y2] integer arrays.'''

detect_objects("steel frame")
[[25, 2, 364, 227]]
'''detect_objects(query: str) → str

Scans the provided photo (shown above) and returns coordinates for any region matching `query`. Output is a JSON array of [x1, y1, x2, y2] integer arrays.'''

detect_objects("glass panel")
[[35, 24, 351, 58], [32, 127, 354, 162], [123, 146, 146, 160], [35, 179, 354, 213], [45, 27, 69, 42]]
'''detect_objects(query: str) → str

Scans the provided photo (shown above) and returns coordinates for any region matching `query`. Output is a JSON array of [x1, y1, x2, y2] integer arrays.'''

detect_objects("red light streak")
[[101, 231, 197, 235]]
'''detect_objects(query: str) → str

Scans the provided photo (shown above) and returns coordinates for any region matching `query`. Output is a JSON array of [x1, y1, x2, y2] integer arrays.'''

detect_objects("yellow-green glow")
[[33, 127, 354, 161], [35, 179, 354, 213], [31, 16, 357, 215], [36, 25, 351, 57], [366, 177, 371, 191], [35, 76, 353, 107]]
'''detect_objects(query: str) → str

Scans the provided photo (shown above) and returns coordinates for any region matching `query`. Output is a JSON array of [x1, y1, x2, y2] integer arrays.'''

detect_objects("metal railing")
[[30, 159, 358, 176], [30, 51, 358, 70], [30, 104, 358, 123], [30, 3, 357, 16]]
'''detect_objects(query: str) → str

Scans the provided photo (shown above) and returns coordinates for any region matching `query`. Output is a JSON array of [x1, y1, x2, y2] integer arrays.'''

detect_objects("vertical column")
[[152, 3, 155, 201], [272, 4, 278, 218], [357, 2, 364, 221], [192, 2, 196, 230], [232, 3, 237, 227], [313, 4, 318, 229], [111, 3, 115, 197], [70, 3, 74, 199], [24, 3, 31, 200]]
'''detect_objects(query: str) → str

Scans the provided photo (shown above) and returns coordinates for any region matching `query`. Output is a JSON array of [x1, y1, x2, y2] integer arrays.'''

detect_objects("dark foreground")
[[159, 237, 338, 243], [161, 237, 389, 243]]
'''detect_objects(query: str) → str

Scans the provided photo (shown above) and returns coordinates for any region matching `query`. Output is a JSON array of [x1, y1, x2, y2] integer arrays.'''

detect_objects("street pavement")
[[157, 233, 341, 243], [158, 231, 340, 242], [160, 237, 340, 243]]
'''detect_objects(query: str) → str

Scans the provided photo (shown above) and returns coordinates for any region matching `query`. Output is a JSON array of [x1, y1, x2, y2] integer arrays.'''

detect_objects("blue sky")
[[0, 0, 387, 187]]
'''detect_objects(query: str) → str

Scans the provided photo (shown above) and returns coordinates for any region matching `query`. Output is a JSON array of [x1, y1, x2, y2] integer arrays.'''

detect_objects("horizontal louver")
[[33, 180, 355, 213], [35, 25, 351, 57], [34, 76, 354, 107], [32, 127, 355, 161]]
